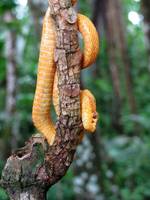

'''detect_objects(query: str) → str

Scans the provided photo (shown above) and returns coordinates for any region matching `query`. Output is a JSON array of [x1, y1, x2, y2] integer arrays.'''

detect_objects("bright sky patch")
[[128, 11, 141, 25]]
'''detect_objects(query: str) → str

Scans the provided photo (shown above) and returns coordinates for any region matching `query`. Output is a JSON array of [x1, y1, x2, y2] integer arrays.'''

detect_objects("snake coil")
[[32, 0, 100, 145]]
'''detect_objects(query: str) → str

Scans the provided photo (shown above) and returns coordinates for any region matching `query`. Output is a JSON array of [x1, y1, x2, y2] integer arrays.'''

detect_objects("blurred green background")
[[0, 0, 150, 199]]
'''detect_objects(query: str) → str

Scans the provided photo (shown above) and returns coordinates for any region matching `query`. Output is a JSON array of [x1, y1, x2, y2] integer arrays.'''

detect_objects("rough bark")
[[1, 0, 83, 199]]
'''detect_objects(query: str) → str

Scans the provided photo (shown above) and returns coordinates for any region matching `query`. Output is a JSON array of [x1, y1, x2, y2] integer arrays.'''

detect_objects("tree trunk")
[[92, 0, 101, 77], [100, 0, 122, 131], [28, 0, 46, 40], [141, 0, 150, 72], [1, 0, 83, 199], [114, 0, 137, 115], [141, 0, 150, 44], [5, 11, 18, 154], [99, 0, 137, 129], [3, 186, 46, 200]]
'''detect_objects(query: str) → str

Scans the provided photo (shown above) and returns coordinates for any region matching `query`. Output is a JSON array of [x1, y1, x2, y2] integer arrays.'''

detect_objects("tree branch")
[[1, 0, 83, 199]]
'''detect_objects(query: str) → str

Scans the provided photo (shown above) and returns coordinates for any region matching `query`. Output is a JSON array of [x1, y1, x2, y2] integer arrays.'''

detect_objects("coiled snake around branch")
[[32, 0, 100, 145]]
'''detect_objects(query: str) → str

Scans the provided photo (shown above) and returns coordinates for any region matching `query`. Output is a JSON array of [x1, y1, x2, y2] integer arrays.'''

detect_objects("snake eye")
[[93, 112, 98, 119]]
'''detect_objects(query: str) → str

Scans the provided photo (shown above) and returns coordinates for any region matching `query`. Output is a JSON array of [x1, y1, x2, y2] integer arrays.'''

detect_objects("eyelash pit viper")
[[32, 0, 100, 145]]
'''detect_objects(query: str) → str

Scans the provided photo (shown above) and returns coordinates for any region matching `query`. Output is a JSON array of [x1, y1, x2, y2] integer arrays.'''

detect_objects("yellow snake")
[[32, 0, 99, 145]]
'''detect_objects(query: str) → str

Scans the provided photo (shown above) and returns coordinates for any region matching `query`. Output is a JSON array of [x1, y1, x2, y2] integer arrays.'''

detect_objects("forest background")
[[0, 0, 150, 199]]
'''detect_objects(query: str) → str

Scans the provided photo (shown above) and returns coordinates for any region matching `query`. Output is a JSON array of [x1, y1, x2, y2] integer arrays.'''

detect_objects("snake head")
[[84, 111, 98, 133], [81, 90, 98, 133], [90, 111, 98, 132]]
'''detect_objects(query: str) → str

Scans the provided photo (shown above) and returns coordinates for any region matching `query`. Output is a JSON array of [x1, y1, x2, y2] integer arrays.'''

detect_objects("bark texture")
[[1, 0, 83, 199]]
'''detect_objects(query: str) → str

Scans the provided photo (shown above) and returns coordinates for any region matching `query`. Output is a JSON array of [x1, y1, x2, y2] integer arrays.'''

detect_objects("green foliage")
[[79, 0, 92, 18], [104, 136, 150, 199], [0, 40, 6, 83], [0, 188, 8, 200], [47, 169, 75, 200], [0, 0, 16, 13]]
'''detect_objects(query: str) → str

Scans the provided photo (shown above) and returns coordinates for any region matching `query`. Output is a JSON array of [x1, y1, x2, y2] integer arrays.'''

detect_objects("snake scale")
[[32, 0, 100, 145]]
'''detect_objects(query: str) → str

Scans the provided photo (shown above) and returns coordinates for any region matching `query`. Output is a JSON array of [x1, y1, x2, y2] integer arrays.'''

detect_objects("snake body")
[[32, 2, 99, 145]]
